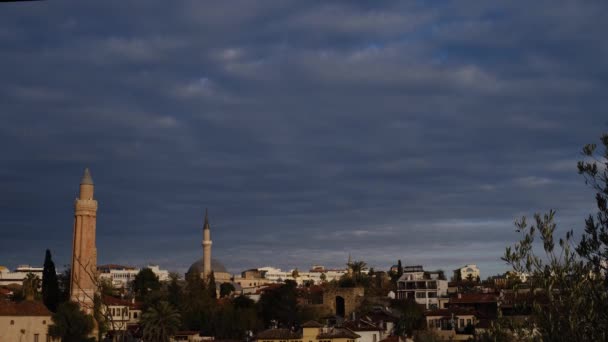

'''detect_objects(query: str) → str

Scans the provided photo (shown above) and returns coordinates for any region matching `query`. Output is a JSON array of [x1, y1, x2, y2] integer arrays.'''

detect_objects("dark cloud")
[[1, 1, 607, 277]]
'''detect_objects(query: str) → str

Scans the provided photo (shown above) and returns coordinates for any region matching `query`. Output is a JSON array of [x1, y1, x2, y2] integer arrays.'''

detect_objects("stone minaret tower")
[[202, 209, 212, 279], [70, 168, 98, 313]]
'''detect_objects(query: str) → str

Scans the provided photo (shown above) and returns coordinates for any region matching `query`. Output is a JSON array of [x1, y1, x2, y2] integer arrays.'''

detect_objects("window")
[[467, 319, 472, 326], [373, 334, 377, 342], [428, 291, 437, 298], [460, 319, 464, 328], [416, 292, 426, 298], [10, 320, 14, 325], [34, 334, 39, 342], [42, 320, 46, 324]]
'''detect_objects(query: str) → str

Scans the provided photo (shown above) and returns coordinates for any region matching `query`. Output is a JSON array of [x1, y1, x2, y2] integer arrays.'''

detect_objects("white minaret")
[[202, 209, 212, 279]]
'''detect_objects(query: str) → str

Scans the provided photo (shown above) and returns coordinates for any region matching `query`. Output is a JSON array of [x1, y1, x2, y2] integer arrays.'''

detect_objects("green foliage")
[[503, 210, 608, 341], [577, 133, 608, 277], [207, 271, 217, 299], [42, 249, 60, 312], [392, 298, 424, 337], [220, 282, 235, 298], [350, 260, 367, 275], [257, 281, 298, 327], [141, 301, 181, 342], [167, 272, 181, 308], [57, 268, 71, 303], [412, 330, 442, 342], [22, 273, 41, 301], [181, 271, 213, 331], [132, 267, 161, 301], [48, 301, 95, 342]]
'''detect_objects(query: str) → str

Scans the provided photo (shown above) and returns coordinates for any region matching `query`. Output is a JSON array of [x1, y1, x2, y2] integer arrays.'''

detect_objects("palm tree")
[[350, 261, 367, 276], [22, 273, 41, 300], [140, 301, 181, 342]]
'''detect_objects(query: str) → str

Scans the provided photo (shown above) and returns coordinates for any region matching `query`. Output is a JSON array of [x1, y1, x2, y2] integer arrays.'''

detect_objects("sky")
[[1, 1, 607, 278]]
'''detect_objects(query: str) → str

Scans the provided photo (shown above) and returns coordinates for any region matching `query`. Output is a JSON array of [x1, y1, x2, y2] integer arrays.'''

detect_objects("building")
[[255, 320, 360, 342], [99, 264, 170, 289], [0, 300, 59, 342], [234, 269, 273, 293], [101, 295, 142, 333], [453, 265, 480, 282], [445, 293, 498, 319], [255, 266, 347, 286], [341, 319, 384, 342], [171, 331, 214, 342], [187, 210, 232, 284], [70, 168, 98, 313], [424, 308, 478, 340], [0, 265, 43, 286], [396, 266, 448, 310]]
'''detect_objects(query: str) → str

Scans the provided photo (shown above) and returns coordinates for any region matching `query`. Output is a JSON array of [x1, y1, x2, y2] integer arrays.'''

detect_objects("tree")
[[350, 260, 367, 275], [132, 267, 160, 301], [320, 273, 327, 282], [42, 249, 60, 312], [291, 268, 300, 280], [48, 301, 95, 342], [503, 211, 608, 341], [496, 133, 608, 341], [577, 133, 608, 276], [397, 259, 403, 278], [167, 272, 181, 308], [257, 280, 298, 327], [141, 301, 181, 342], [57, 267, 71, 303], [220, 282, 235, 298], [392, 298, 424, 337], [22, 273, 41, 301], [207, 271, 217, 299]]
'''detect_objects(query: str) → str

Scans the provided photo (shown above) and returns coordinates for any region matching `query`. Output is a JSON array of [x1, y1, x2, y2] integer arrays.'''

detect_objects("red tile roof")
[[449, 293, 497, 304], [424, 308, 477, 317], [0, 300, 52, 316], [102, 295, 142, 309]]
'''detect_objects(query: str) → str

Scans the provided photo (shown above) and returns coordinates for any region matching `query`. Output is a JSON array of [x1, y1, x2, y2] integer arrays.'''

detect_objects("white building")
[[453, 264, 480, 282], [0, 265, 43, 286], [256, 265, 347, 285], [101, 295, 142, 332], [396, 266, 448, 310], [98, 264, 170, 289]]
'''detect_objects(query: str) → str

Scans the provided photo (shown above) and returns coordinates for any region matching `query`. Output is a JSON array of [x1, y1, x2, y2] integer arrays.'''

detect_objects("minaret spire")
[[204, 208, 210, 230], [80, 167, 94, 185], [202, 208, 212, 279]]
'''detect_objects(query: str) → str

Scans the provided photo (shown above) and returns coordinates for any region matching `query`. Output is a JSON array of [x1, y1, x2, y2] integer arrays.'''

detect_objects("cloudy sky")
[[1, 1, 607, 277]]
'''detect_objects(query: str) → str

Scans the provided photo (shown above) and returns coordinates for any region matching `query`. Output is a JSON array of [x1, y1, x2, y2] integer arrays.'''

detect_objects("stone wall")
[[322, 287, 365, 317]]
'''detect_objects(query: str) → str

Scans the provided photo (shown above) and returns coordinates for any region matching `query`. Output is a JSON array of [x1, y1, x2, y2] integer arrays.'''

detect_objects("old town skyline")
[[1, 1, 607, 277]]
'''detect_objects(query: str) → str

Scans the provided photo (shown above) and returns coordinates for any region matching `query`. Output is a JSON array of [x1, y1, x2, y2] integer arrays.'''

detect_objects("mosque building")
[[187, 210, 232, 284]]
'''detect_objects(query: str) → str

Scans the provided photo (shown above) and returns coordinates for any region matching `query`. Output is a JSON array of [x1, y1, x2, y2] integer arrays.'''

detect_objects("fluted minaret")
[[202, 209, 212, 279], [70, 168, 98, 313]]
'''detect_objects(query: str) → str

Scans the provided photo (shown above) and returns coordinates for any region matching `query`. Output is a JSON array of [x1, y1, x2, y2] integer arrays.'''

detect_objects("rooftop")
[[0, 300, 52, 316]]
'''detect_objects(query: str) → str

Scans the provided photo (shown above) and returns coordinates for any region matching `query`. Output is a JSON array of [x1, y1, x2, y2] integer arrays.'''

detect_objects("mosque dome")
[[187, 258, 228, 275]]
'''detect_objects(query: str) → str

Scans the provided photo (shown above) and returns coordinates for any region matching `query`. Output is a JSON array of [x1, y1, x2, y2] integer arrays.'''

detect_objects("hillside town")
[[0, 169, 538, 342], [3, 2, 608, 341]]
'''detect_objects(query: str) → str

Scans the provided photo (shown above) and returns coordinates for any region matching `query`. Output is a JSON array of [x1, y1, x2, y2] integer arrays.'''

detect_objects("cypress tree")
[[207, 271, 217, 299], [42, 249, 60, 312]]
